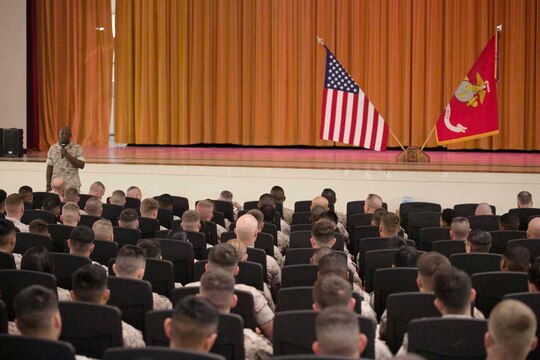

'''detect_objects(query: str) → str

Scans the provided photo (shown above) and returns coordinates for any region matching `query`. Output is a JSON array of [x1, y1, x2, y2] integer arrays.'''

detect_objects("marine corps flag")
[[436, 35, 499, 145]]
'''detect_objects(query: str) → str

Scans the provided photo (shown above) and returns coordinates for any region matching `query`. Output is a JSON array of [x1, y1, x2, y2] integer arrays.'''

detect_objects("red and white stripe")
[[320, 88, 389, 151]]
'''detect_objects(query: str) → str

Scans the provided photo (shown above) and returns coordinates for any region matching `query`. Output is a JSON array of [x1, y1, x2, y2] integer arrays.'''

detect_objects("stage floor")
[[13, 146, 540, 174]]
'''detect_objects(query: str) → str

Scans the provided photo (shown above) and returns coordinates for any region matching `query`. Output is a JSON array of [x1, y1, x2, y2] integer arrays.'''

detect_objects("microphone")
[[61, 143, 66, 159]]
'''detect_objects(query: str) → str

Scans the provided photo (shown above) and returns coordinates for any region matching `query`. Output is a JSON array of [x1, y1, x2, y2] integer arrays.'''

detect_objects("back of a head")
[[310, 206, 327, 224], [89, 181, 105, 198], [227, 239, 247, 262], [21, 247, 54, 274], [417, 252, 451, 292], [234, 213, 258, 243], [84, 197, 102, 216], [42, 195, 61, 215], [365, 194, 383, 213], [441, 208, 459, 227], [372, 208, 388, 226], [218, 190, 233, 202], [158, 193, 174, 210], [64, 187, 79, 203], [51, 177, 65, 193], [318, 210, 338, 227], [14, 285, 59, 338], [167, 228, 187, 242], [499, 212, 520, 231], [475, 202, 493, 216], [311, 196, 329, 210], [115, 244, 146, 278], [249, 207, 267, 225], [140, 198, 159, 217], [0, 189, 6, 210], [467, 230, 492, 253], [62, 202, 80, 225], [208, 243, 239, 272], [313, 274, 352, 310], [18, 185, 33, 202], [200, 269, 236, 313], [0, 218, 16, 249], [29, 219, 50, 237], [488, 299, 537, 359], [502, 246, 530, 272], [92, 219, 113, 241], [433, 266, 472, 314], [71, 264, 108, 303], [529, 263, 540, 292], [381, 212, 400, 235], [528, 217, 540, 239], [119, 208, 139, 228], [181, 210, 200, 230], [315, 306, 362, 358], [518, 191, 533, 208], [393, 246, 420, 267], [258, 193, 275, 207], [318, 252, 348, 278], [137, 239, 161, 259], [270, 186, 285, 203], [5, 193, 23, 216], [451, 217, 470, 240], [168, 295, 219, 351], [111, 190, 126, 206], [69, 225, 95, 255], [311, 220, 336, 247], [311, 246, 334, 265], [321, 188, 337, 205], [126, 186, 142, 199]]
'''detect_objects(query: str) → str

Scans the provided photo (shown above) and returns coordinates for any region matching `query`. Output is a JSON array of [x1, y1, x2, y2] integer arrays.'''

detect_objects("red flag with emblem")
[[436, 35, 499, 145]]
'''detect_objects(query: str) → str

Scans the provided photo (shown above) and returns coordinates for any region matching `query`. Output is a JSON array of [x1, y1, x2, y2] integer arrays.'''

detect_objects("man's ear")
[[67, 239, 72, 249], [205, 263, 209, 272], [89, 244, 95, 254], [379, 225, 383, 233], [416, 276, 422, 290], [312, 341, 321, 355], [204, 333, 218, 352], [358, 333, 368, 355], [230, 294, 238, 309], [330, 238, 336, 247], [529, 282, 538, 293], [312, 303, 320, 311], [102, 289, 110, 304], [112, 263, 117, 274], [164, 318, 172, 339], [530, 336, 538, 352], [69, 290, 76, 301], [310, 238, 315, 248], [137, 267, 145, 280], [470, 288, 477, 302], [348, 297, 356, 311], [54, 310, 62, 330], [60, 214, 65, 223], [484, 332, 492, 352], [434, 298, 445, 314], [233, 265, 239, 276]]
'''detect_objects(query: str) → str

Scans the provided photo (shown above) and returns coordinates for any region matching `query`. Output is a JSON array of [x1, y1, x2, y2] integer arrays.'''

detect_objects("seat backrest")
[[185, 230, 208, 260], [0, 300, 7, 333], [276, 286, 314, 312], [503, 292, 540, 360], [143, 258, 175, 298], [508, 208, 540, 231], [273, 310, 376, 359], [212, 313, 245, 360], [489, 230, 527, 254], [262, 223, 278, 244], [107, 277, 153, 332], [242, 201, 258, 211], [171, 196, 189, 218], [104, 347, 226, 360], [214, 200, 235, 222], [399, 202, 442, 232], [418, 227, 451, 251], [0, 252, 16, 270], [0, 270, 57, 320], [246, 247, 268, 283], [138, 217, 161, 239], [21, 209, 56, 225], [15, 232, 52, 254], [157, 208, 173, 229], [407, 318, 487, 360], [472, 271, 529, 318], [386, 292, 440, 354], [102, 204, 123, 225], [255, 232, 275, 255], [200, 220, 219, 246], [220, 231, 236, 242], [59, 301, 123, 359], [125, 196, 141, 210], [350, 225, 381, 258], [347, 213, 373, 235], [113, 226, 142, 247], [289, 231, 343, 252], [51, 253, 91, 289], [346, 200, 388, 218], [507, 239, 540, 262], [294, 200, 312, 213], [292, 211, 311, 225], [79, 214, 103, 228], [212, 211, 226, 228], [282, 264, 319, 288], [194, 260, 264, 291], [156, 238, 194, 285], [431, 240, 466, 258], [364, 249, 398, 293], [49, 224, 75, 252], [290, 223, 313, 233], [373, 268, 419, 320], [90, 239, 118, 265], [407, 212, 442, 243], [357, 237, 403, 281], [449, 253, 502, 276], [32, 192, 59, 210], [77, 194, 94, 209], [454, 203, 496, 217], [468, 215, 501, 232], [144, 309, 173, 346], [0, 334, 76, 360]]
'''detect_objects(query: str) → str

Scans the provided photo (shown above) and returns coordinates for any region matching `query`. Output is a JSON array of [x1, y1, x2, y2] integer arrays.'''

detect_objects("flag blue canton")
[[325, 51, 359, 93]]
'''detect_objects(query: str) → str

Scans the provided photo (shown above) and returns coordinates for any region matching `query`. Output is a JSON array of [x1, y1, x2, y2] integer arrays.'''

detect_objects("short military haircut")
[[315, 306, 360, 357], [110, 190, 126, 205], [69, 225, 94, 254], [227, 239, 247, 261], [167, 228, 187, 241], [372, 208, 388, 226], [62, 202, 80, 223], [158, 193, 174, 209], [200, 270, 236, 312], [417, 252, 451, 290], [489, 299, 537, 357], [0, 218, 16, 247], [169, 296, 219, 349], [394, 246, 420, 267], [84, 197, 102, 216], [29, 219, 49, 237], [115, 244, 146, 276], [18, 186, 33, 201], [434, 266, 472, 313], [381, 212, 400, 233], [42, 195, 61, 213], [259, 204, 275, 223], [90, 181, 105, 192], [310, 206, 326, 224], [71, 264, 108, 303], [467, 230, 492, 253], [92, 219, 113, 241], [528, 263, 540, 290], [503, 246, 531, 272], [182, 210, 200, 225], [21, 247, 54, 274], [500, 212, 520, 231], [518, 191, 533, 206], [365, 193, 383, 210], [258, 193, 275, 207], [14, 285, 58, 336], [318, 210, 338, 226], [311, 220, 335, 246], [313, 274, 352, 309], [64, 187, 80, 203], [141, 198, 159, 214], [441, 208, 459, 227], [311, 246, 334, 265], [208, 243, 238, 272], [246, 209, 264, 225], [270, 186, 285, 202], [321, 188, 337, 205], [5, 193, 23, 212], [318, 252, 348, 278], [119, 208, 138, 224], [219, 190, 233, 201], [451, 217, 471, 239], [137, 239, 161, 259]]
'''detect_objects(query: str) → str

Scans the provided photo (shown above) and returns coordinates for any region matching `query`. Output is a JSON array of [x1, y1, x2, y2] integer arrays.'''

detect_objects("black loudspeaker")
[[1, 128, 24, 157]]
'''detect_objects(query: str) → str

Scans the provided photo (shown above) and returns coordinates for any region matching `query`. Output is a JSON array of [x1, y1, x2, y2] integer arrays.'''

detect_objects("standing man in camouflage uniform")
[[46, 127, 85, 192]]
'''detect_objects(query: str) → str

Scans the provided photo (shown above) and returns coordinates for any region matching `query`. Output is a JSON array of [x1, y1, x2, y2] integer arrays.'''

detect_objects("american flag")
[[320, 47, 389, 151]]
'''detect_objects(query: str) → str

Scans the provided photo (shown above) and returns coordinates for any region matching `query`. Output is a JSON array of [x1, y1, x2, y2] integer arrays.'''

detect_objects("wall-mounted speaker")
[[1, 128, 24, 157]]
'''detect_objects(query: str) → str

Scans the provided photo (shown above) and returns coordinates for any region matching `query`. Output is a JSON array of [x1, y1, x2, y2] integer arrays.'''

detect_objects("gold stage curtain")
[[114, 0, 539, 150], [35, 0, 113, 149]]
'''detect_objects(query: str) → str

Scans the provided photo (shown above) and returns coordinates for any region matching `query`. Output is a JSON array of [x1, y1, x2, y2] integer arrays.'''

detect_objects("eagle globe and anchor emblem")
[[444, 73, 491, 133]]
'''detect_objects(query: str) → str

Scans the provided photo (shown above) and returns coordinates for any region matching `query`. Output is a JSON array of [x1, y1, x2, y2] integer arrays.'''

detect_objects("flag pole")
[[495, 24, 502, 82], [389, 128, 406, 151], [421, 125, 437, 151]]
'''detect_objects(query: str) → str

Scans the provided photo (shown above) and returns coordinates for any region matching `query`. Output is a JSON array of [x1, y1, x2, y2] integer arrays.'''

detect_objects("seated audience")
[[485, 299, 537, 360], [18, 185, 33, 204], [270, 185, 292, 224], [118, 208, 139, 229], [450, 217, 470, 241], [137, 239, 162, 259], [126, 185, 142, 200], [527, 262, 540, 293], [50, 177, 66, 201], [310, 246, 333, 265], [64, 187, 80, 205], [379, 212, 401, 238], [181, 209, 202, 233], [466, 230, 492, 253], [500, 246, 530, 272], [158, 193, 178, 219], [29, 218, 50, 237], [41, 195, 62, 220], [258, 193, 290, 235], [393, 246, 420, 267], [140, 198, 166, 230], [527, 217, 540, 239], [249, 207, 284, 261], [110, 190, 127, 207], [499, 212, 520, 231], [70, 264, 145, 347], [5, 193, 29, 232], [517, 191, 534, 208], [60, 202, 81, 227], [433, 266, 476, 317], [0, 218, 21, 268], [309, 205, 326, 224], [440, 208, 458, 227], [67, 225, 107, 272], [364, 194, 383, 214], [475, 202, 494, 216], [84, 197, 103, 217], [196, 199, 227, 237], [318, 209, 349, 244], [371, 208, 388, 227], [321, 188, 347, 226], [92, 219, 114, 241], [88, 181, 106, 200]]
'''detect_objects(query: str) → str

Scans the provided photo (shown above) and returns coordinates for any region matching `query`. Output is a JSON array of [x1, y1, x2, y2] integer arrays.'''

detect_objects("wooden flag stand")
[[396, 125, 434, 163]]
